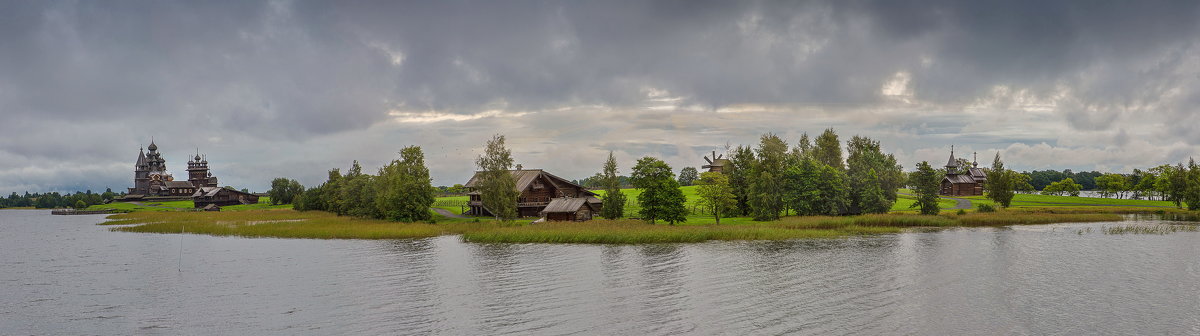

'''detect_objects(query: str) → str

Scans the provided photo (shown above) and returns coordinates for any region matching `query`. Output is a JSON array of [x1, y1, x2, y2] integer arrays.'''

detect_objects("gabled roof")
[[464, 169, 596, 195], [944, 174, 977, 184], [542, 197, 592, 213], [968, 167, 987, 180], [192, 186, 256, 198]]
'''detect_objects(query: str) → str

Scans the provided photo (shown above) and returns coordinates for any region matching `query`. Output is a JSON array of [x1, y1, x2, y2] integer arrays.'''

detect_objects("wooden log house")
[[464, 167, 602, 218]]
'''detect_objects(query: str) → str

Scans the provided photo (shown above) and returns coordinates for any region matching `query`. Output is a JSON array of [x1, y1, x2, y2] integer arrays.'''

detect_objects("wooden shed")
[[540, 197, 597, 221]]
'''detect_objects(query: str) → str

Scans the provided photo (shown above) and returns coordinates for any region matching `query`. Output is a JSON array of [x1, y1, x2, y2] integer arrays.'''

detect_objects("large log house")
[[464, 167, 602, 218]]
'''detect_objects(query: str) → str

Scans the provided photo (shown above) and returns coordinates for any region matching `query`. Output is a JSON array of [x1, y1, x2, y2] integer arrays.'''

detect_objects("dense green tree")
[[677, 167, 699, 186], [475, 134, 519, 221], [375, 146, 435, 222], [910, 161, 941, 215], [985, 153, 1016, 207], [1184, 159, 1200, 211], [748, 133, 789, 220], [296, 169, 340, 212], [1153, 164, 1186, 207], [1133, 169, 1159, 200], [857, 170, 890, 214], [268, 178, 305, 205], [74, 200, 87, 209], [34, 193, 60, 209], [813, 128, 843, 169], [791, 132, 813, 161], [319, 169, 343, 212], [814, 163, 852, 215], [630, 157, 687, 225], [783, 159, 821, 216], [1095, 173, 1131, 199], [727, 145, 756, 216], [599, 151, 627, 219], [1014, 173, 1035, 194], [1042, 178, 1083, 197], [845, 135, 901, 214], [695, 172, 737, 224], [335, 161, 378, 218], [445, 184, 467, 194]]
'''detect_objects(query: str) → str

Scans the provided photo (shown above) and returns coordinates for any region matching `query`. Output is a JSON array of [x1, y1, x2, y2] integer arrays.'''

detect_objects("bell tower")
[[130, 147, 150, 194], [187, 150, 211, 189]]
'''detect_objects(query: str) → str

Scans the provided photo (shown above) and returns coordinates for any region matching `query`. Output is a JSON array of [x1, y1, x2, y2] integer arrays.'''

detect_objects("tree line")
[[0, 189, 118, 209], [282, 146, 437, 222], [536, 129, 908, 224]]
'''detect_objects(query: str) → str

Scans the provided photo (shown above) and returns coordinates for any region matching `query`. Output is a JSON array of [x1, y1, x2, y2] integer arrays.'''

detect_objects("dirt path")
[[943, 197, 973, 210], [431, 208, 469, 219]]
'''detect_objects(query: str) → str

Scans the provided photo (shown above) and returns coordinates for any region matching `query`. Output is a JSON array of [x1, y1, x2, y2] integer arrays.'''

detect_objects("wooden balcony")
[[467, 199, 552, 207]]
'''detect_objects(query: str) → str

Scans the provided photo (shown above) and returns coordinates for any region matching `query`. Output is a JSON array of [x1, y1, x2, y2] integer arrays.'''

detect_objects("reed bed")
[[951, 213, 1124, 226], [1103, 224, 1200, 235]]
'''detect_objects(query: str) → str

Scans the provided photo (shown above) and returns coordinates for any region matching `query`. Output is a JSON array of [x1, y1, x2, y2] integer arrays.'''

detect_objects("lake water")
[[3, 210, 1200, 335]]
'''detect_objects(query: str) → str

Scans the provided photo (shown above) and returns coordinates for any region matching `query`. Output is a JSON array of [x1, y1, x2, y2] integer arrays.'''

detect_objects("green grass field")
[[431, 195, 469, 214], [959, 193, 1178, 208]]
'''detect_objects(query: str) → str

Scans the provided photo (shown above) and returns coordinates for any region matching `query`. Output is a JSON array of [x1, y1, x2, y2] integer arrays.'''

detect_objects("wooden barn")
[[540, 197, 598, 221], [464, 167, 602, 217], [192, 187, 260, 208], [940, 148, 987, 196]]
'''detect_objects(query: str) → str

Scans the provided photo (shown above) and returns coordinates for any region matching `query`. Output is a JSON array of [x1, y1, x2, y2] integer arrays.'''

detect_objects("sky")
[[3, 0, 1200, 194]]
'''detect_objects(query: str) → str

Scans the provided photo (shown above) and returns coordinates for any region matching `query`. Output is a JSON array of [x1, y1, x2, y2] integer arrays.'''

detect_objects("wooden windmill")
[[702, 151, 729, 173]]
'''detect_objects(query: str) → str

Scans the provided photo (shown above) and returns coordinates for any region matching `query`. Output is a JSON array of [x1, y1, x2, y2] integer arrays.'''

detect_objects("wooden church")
[[940, 146, 987, 196]]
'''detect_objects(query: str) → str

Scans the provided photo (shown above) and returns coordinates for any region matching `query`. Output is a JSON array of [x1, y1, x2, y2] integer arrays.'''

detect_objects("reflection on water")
[[3, 210, 1200, 335]]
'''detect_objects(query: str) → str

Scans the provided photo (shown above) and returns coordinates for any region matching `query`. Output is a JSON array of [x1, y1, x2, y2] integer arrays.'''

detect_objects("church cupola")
[[945, 145, 960, 171]]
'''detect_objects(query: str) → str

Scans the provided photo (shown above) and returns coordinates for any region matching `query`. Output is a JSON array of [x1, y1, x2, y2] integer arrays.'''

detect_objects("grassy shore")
[[106, 209, 445, 239], [85, 197, 293, 212], [102, 207, 1144, 243]]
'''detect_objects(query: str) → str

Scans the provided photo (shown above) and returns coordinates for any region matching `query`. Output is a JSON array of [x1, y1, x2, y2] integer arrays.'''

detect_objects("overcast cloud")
[[2, 0, 1200, 194]]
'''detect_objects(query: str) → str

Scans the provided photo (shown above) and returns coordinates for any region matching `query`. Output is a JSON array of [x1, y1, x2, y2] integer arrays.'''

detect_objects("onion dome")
[[147, 141, 158, 151]]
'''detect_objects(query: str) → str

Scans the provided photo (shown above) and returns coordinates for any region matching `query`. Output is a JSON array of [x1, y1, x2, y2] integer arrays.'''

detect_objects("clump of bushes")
[[976, 203, 996, 213]]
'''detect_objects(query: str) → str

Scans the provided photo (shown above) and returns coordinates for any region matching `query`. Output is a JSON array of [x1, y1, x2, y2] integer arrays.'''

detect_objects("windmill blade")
[[704, 156, 713, 164]]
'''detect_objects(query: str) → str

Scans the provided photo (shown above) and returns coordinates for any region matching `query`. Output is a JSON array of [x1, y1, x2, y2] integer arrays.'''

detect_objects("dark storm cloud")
[[2, 0, 1200, 193]]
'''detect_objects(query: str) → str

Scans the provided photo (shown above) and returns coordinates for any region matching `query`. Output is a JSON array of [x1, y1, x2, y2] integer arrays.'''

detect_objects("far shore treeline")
[[5, 130, 1200, 215]]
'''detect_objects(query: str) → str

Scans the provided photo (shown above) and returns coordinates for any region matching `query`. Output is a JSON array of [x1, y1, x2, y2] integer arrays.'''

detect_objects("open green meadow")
[[431, 195, 469, 214], [958, 193, 1179, 208]]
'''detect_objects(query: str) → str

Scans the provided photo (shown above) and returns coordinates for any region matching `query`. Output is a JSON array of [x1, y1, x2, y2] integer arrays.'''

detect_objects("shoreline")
[[91, 207, 1180, 244]]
